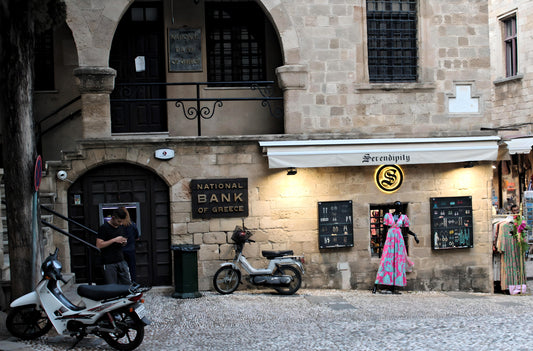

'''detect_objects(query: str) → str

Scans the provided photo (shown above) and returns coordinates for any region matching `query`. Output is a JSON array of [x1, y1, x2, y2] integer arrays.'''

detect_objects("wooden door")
[[67, 163, 171, 286], [110, 2, 167, 133]]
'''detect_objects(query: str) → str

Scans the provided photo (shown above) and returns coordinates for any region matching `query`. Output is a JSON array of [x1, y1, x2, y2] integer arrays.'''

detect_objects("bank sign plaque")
[[168, 28, 202, 72], [191, 178, 248, 219]]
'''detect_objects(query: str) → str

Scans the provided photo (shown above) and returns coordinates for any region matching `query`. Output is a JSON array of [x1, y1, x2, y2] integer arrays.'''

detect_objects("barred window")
[[366, 0, 418, 82], [206, 2, 266, 83], [503, 16, 517, 77]]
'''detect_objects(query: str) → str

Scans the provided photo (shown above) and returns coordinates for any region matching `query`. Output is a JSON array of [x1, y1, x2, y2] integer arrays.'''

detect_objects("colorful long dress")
[[497, 221, 526, 294], [374, 213, 413, 287]]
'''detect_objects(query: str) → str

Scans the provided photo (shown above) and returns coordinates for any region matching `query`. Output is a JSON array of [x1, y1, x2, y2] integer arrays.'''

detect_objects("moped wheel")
[[273, 265, 302, 295], [100, 310, 144, 351], [213, 266, 241, 294], [6, 305, 52, 340]]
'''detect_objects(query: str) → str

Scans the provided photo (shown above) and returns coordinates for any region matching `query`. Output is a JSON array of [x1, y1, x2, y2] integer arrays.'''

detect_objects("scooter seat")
[[262, 250, 294, 259], [77, 284, 133, 301]]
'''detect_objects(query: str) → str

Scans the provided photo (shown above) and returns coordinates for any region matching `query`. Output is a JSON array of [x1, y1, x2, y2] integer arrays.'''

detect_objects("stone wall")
[[48, 139, 494, 292], [489, 0, 533, 136]]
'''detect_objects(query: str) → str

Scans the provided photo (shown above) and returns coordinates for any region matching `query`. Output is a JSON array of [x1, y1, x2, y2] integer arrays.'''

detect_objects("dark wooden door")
[[110, 2, 167, 133], [68, 163, 171, 286]]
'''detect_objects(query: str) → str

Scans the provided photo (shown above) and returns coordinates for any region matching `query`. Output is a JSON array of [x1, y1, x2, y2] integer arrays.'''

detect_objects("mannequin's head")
[[393, 201, 402, 214]]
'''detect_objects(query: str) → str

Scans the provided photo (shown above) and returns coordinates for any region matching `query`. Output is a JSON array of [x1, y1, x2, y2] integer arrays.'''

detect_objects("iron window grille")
[[366, 0, 418, 82], [206, 2, 266, 84], [503, 16, 517, 77]]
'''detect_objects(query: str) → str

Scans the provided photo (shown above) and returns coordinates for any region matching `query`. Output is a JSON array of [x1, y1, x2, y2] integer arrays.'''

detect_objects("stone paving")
[[2, 286, 533, 350]]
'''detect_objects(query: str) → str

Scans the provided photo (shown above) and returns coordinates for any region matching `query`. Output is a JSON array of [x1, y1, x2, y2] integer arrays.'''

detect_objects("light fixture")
[[287, 167, 297, 175]]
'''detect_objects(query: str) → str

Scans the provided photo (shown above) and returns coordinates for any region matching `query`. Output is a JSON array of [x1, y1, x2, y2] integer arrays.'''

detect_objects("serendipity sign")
[[191, 178, 248, 219]]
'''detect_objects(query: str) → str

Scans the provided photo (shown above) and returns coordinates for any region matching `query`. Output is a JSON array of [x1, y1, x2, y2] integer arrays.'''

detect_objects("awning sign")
[[259, 136, 501, 168]]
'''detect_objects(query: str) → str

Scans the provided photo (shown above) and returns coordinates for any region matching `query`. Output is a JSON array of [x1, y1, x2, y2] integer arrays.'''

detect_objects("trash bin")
[[171, 244, 202, 299]]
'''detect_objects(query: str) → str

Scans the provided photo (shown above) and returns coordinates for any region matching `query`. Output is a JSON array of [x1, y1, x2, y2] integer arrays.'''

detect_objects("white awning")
[[505, 137, 533, 154], [259, 136, 501, 168]]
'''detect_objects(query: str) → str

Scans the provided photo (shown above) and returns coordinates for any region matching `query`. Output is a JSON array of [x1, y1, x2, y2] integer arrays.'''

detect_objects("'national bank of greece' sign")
[[168, 28, 202, 72], [191, 178, 248, 219]]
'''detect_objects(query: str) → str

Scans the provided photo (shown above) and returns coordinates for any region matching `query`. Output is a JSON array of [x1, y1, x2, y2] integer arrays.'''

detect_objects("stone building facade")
[[4, 0, 531, 293]]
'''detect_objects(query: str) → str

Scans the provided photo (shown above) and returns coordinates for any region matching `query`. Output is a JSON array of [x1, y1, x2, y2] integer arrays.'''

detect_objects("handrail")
[[111, 80, 283, 136], [41, 205, 99, 284], [40, 220, 99, 252], [41, 109, 81, 136], [39, 96, 81, 125], [41, 205, 98, 236], [36, 95, 82, 157]]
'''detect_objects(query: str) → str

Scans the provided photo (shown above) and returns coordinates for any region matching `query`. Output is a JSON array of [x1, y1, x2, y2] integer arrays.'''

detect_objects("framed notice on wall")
[[430, 196, 473, 250], [318, 200, 353, 249]]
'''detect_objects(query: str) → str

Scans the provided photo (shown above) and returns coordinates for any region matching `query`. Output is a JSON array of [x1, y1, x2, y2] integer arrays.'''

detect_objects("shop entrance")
[[67, 163, 171, 286]]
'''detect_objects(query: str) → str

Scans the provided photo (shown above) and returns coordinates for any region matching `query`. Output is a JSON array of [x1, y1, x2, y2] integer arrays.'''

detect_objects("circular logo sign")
[[374, 165, 404, 194]]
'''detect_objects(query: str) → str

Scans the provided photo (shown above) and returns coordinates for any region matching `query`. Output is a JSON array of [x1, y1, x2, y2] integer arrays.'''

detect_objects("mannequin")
[[372, 201, 419, 294]]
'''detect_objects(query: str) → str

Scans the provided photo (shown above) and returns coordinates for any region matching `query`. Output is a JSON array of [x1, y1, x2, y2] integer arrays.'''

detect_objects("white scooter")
[[6, 248, 151, 350], [213, 225, 305, 295]]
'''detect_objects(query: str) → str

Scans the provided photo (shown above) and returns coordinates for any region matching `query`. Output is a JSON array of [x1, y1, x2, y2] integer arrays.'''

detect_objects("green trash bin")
[[171, 244, 202, 299]]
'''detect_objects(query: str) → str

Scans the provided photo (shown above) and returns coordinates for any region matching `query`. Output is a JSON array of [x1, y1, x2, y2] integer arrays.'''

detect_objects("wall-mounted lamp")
[[287, 167, 297, 175]]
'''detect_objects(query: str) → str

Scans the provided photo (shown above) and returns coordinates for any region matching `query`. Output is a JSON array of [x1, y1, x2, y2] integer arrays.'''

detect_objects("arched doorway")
[[68, 163, 171, 286]]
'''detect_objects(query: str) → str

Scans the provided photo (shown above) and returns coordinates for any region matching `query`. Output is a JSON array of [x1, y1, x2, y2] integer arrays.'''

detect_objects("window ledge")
[[493, 74, 523, 85], [354, 82, 436, 91]]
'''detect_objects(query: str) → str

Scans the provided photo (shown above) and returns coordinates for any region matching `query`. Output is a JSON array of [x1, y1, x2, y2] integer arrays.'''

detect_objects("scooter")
[[6, 248, 151, 351], [213, 224, 305, 295]]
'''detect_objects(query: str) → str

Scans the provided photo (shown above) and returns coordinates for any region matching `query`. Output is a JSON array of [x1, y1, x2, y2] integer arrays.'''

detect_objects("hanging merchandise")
[[372, 202, 419, 294], [494, 215, 529, 295], [524, 191, 533, 243]]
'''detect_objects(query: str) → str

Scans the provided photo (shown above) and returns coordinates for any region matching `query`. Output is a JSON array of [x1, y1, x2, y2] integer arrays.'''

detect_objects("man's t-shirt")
[[97, 221, 125, 264]]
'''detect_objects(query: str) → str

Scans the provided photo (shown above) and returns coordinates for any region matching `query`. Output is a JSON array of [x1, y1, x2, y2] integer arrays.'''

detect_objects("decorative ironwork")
[[176, 100, 223, 120]]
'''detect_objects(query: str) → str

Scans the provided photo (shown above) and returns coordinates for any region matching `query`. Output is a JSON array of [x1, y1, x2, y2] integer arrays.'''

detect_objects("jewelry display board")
[[524, 191, 533, 243], [430, 196, 473, 250], [318, 200, 353, 249]]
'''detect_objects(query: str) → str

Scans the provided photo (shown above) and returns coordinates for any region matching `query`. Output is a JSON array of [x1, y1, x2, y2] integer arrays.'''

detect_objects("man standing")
[[96, 208, 132, 285]]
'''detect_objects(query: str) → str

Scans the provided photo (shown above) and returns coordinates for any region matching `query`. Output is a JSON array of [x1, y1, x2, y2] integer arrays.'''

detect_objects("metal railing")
[[36, 96, 82, 157], [41, 205, 100, 285], [111, 81, 283, 136]]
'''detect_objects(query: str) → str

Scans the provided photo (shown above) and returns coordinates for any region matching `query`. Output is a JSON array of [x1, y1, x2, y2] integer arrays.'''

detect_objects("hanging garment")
[[497, 221, 526, 295], [374, 213, 413, 287]]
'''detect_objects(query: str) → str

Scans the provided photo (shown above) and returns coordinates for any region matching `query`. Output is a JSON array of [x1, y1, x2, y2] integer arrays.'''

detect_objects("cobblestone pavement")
[[2, 287, 533, 350]]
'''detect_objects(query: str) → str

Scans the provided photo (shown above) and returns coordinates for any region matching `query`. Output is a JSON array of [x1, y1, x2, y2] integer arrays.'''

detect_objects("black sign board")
[[168, 28, 202, 72], [191, 178, 248, 219], [430, 196, 473, 250], [318, 201, 353, 249]]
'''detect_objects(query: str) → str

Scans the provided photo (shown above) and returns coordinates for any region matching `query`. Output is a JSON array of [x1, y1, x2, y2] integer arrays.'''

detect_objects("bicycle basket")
[[231, 226, 252, 244]]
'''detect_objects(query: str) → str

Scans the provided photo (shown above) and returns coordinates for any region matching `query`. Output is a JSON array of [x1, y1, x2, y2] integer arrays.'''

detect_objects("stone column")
[[275, 65, 308, 134], [74, 66, 116, 138]]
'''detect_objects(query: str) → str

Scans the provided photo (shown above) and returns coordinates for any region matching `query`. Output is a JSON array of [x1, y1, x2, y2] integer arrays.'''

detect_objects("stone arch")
[[67, 161, 171, 286], [256, 0, 301, 65], [65, 0, 133, 67], [66, 0, 302, 68]]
